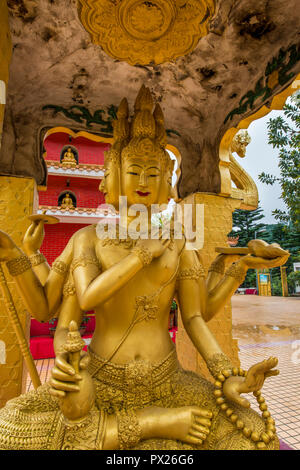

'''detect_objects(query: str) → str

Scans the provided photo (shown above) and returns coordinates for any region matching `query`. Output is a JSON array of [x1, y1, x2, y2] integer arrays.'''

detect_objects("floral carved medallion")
[[77, 0, 215, 65]]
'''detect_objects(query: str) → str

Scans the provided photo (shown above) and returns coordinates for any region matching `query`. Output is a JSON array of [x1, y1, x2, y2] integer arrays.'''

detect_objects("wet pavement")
[[232, 295, 300, 449]]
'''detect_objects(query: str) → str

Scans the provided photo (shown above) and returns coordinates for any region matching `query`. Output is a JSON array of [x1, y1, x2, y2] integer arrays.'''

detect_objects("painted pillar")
[[280, 266, 289, 297], [176, 193, 241, 380], [0, 176, 38, 408], [0, 1, 12, 149]]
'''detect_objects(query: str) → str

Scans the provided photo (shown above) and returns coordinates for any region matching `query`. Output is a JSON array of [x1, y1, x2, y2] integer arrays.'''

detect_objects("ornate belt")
[[88, 347, 179, 392]]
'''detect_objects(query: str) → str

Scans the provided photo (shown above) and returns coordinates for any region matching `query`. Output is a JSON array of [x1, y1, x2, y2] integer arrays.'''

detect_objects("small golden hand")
[[222, 357, 279, 408]]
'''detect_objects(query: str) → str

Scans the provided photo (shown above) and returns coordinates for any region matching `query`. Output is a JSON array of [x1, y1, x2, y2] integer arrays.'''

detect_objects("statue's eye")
[[149, 174, 159, 178], [127, 171, 139, 175]]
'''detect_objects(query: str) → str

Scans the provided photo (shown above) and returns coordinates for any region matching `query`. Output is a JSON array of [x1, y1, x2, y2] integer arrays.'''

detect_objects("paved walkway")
[[232, 295, 300, 450]]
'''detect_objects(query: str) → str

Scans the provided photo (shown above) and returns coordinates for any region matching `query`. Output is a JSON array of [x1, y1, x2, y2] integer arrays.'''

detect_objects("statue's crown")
[[104, 85, 170, 169]]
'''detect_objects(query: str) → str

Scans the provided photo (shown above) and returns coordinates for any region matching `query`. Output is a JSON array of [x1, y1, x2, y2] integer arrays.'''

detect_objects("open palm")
[[223, 357, 279, 408]]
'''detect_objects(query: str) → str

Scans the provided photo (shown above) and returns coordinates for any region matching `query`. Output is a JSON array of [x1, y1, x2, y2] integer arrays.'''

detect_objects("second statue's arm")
[[201, 249, 289, 322], [177, 248, 279, 407], [0, 228, 73, 322]]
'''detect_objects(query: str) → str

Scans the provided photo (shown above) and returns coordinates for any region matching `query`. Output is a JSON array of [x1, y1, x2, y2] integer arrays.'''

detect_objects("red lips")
[[136, 191, 151, 197]]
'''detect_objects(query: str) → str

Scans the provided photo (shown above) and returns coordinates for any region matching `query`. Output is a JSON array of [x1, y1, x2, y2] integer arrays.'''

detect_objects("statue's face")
[[99, 162, 120, 209], [122, 156, 161, 207]]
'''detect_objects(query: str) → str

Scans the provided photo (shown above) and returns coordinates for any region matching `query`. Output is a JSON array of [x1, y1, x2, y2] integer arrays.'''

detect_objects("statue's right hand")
[[23, 220, 45, 255], [0, 230, 20, 261], [49, 351, 89, 399], [135, 238, 170, 259]]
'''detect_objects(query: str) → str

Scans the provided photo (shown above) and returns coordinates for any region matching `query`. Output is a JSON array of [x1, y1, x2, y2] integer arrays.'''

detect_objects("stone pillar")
[[0, 176, 38, 408], [0, 1, 12, 149], [176, 193, 241, 381]]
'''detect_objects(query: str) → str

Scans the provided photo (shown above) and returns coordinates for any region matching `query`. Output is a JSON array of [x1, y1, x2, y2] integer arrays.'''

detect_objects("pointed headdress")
[[104, 85, 173, 172]]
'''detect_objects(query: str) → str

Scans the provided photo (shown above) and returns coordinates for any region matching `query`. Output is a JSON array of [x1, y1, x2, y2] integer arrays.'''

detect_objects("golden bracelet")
[[225, 262, 246, 285], [132, 245, 153, 266], [206, 353, 233, 379], [29, 252, 46, 267], [52, 259, 68, 277], [6, 255, 31, 277], [116, 409, 142, 450], [214, 368, 276, 450], [208, 257, 225, 275], [70, 255, 101, 274], [177, 265, 205, 281], [63, 281, 76, 297]]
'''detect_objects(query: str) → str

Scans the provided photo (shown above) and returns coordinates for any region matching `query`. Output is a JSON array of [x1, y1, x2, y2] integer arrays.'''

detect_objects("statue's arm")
[[176, 249, 246, 322], [1, 232, 74, 322], [177, 248, 233, 370], [53, 296, 83, 356], [22, 220, 51, 286], [71, 231, 145, 311]]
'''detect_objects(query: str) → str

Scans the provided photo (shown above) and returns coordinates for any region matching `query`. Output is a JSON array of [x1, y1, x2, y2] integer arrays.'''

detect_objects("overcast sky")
[[235, 110, 287, 225]]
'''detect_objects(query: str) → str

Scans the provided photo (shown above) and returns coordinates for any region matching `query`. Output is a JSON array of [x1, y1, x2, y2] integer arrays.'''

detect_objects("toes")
[[192, 424, 210, 435], [189, 430, 208, 441], [194, 417, 212, 428], [192, 408, 213, 419], [185, 436, 203, 446]]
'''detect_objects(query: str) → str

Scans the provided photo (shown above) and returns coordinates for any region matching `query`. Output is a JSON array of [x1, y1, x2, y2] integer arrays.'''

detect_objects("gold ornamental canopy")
[[78, 0, 216, 65]]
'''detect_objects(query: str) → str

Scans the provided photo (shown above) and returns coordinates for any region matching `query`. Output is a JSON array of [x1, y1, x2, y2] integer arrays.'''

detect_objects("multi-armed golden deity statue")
[[0, 86, 289, 450]]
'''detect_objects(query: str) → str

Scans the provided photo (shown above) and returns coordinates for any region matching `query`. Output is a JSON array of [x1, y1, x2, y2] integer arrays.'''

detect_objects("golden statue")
[[0, 86, 290, 450], [60, 193, 75, 210], [61, 147, 77, 168]]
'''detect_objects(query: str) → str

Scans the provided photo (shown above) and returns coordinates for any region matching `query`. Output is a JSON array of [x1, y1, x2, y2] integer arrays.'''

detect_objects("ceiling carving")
[[1, 0, 300, 195], [77, 0, 215, 65]]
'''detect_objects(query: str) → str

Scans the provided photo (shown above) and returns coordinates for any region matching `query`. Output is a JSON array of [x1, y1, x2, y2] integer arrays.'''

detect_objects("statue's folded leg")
[[132, 368, 279, 450]]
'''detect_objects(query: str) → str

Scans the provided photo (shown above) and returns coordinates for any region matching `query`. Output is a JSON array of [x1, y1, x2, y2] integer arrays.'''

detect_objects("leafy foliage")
[[258, 91, 300, 227], [228, 205, 267, 246]]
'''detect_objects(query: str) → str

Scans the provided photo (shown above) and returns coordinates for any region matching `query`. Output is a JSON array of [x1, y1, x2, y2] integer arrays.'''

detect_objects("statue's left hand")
[[239, 240, 290, 270], [222, 357, 279, 408], [23, 220, 45, 255], [239, 253, 289, 271]]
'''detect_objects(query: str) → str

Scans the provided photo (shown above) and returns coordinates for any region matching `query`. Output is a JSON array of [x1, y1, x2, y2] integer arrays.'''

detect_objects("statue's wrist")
[[237, 258, 248, 271], [206, 353, 233, 380], [23, 246, 38, 257], [29, 252, 47, 267], [224, 261, 247, 285], [131, 245, 153, 266]]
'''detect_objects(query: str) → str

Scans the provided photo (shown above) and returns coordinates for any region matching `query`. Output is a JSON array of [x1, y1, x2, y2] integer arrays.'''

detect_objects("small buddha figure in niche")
[[60, 193, 75, 210], [61, 147, 77, 167]]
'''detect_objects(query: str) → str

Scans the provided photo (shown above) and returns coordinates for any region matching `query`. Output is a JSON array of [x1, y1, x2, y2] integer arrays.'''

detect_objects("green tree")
[[258, 91, 300, 228], [228, 205, 267, 246], [228, 205, 267, 289], [228, 208, 300, 293]]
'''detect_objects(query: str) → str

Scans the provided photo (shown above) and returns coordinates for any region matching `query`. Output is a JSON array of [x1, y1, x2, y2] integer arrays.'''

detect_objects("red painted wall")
[[44, 132, 110, 165], [39, 175, 105, 208], [41, 223, 89, 265]]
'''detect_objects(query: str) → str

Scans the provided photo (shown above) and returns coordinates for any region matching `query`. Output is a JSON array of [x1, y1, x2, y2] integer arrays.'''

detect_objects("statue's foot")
[[146, 406, 212, 446]]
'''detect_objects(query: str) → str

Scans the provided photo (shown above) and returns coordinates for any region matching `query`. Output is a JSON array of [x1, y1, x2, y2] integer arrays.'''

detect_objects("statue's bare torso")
[[69, 225, 184, 364]]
